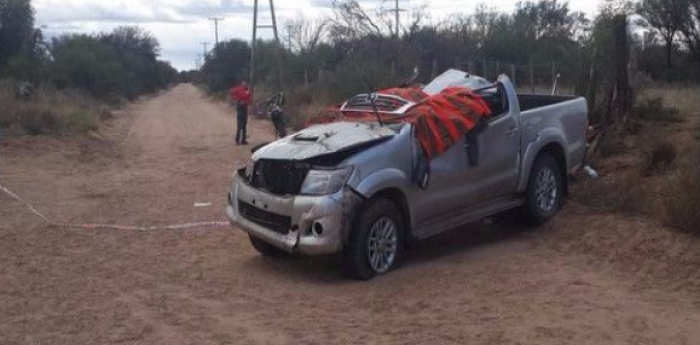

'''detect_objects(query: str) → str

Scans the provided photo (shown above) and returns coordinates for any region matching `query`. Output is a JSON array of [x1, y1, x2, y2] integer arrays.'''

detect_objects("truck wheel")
[[524, 153, 563, 225], [249, 235, 288, 257], [343, 198, 405, 280]]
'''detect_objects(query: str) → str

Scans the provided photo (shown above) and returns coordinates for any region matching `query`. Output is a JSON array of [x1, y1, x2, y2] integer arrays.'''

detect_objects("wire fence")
[[274, 57, 581, 96]]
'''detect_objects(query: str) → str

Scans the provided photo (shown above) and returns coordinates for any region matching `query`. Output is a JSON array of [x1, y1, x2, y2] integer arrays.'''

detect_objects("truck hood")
[[252, 122, 396, 161]]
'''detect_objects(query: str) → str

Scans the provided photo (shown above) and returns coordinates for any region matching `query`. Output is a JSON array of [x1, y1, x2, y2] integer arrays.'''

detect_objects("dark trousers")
[[236, 104, 248, 143]]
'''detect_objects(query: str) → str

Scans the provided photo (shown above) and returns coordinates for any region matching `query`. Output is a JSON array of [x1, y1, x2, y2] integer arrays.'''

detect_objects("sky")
[[34, 0, 603, 71]]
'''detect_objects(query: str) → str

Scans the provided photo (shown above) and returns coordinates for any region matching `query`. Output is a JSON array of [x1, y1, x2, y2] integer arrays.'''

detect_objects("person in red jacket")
[[230, 80, 252, 145]]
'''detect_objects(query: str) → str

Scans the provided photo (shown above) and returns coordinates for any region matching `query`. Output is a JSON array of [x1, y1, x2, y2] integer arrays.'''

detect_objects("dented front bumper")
[[226, 174, 361, 255]]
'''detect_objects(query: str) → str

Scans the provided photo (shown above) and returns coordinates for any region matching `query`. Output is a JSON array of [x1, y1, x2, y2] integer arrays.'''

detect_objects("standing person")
[[230, 80, 252, 145]]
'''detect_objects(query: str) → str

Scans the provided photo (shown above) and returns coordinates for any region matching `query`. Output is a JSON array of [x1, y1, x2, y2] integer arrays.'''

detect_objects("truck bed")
[[517, 94, 578, 112]]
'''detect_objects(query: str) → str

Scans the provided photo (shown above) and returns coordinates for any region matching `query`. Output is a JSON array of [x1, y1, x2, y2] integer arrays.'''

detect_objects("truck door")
[[411, 77, 521, 227], [468, 78, 521, 204], [411, 135, 476, 225]]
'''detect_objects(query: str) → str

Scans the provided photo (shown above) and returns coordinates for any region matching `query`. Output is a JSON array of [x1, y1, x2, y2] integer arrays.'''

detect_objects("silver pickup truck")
[[227, 70, 588, 279]]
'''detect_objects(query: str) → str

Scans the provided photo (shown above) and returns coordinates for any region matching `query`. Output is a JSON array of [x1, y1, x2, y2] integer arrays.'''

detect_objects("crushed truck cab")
[[227, 70, 588, 279]]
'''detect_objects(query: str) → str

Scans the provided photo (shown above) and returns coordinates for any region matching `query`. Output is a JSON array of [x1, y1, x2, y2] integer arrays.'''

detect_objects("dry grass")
[[658, 155, 700, 233], [633, 97, 684, 123], [641, 139, 677, 176], [575, 85, 700, 233], [0, 80, 104, 136], [573, 170, 651, 214], [641, 86, 700, 118]]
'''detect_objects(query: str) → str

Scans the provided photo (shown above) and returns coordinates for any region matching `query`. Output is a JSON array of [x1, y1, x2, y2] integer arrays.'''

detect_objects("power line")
[[208, 17, 224, 46]]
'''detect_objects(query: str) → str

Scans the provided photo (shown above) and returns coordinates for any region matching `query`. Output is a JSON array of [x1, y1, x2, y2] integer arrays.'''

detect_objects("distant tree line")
[[0, 0, 177, 102], [636, 0, 700, 81], [198, 0, 700, 102]]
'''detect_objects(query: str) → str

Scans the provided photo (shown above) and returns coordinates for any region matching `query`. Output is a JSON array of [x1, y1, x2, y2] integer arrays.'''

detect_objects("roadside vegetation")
[[573, 85, 700, 234], [0, 0, 177, 136]]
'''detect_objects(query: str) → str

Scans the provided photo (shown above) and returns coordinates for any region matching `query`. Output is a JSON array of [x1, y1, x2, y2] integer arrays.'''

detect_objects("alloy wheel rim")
[[535, 167, 557, 213], [367, 217, 398, 274]]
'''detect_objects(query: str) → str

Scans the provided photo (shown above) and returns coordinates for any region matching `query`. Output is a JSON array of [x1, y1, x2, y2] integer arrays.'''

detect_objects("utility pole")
[[200, 42, 209, 59], [384, 0, 405, 38], [250, 0, 285, 104], [395, 0, 399, 37], [208, 17, 224, 46]]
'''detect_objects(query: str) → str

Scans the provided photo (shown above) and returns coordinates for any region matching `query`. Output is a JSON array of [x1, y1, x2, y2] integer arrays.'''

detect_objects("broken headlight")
[[300, 166, 353, 195], [236, 159, 254, 180]]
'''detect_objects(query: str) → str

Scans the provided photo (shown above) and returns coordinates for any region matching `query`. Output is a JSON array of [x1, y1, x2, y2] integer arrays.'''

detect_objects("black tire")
[[524, 153, 564, 226], [249, 235, 288, 257], [343, 198, 405, 280]]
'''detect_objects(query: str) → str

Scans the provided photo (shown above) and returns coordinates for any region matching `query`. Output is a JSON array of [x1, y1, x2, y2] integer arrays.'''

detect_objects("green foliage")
[[51, 34, 132, 101], [0, 0, 176, 136], [50, 27, 176, 102], [200, 39, 250, 93], [199, 0, 595, 126], [637, 0, 690, 67], [0, 0, 34, 67]]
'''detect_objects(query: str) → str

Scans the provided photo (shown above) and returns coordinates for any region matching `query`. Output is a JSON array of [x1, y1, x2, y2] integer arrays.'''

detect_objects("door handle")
[[505, 127, 518, 136]]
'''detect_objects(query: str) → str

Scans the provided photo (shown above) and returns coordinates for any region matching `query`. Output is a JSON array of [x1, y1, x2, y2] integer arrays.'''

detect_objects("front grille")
[[238, 200, 291, 235], [342, 94, 409, 113], [250, 159, 309, 196]]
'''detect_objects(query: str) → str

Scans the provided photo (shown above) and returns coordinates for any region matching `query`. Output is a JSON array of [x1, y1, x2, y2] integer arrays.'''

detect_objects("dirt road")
[[1, 84, 699, 345]]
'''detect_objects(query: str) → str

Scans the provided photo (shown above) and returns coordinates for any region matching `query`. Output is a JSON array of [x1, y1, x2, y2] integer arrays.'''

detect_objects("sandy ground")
[[1, 84, 699, 345]]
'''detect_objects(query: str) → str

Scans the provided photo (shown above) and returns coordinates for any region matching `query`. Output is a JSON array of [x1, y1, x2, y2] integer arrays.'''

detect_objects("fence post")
[[511, 64, 516, 86], [496, 60, 500, 78], [529, 61, 535, 94], [431, 58, 438, 79], [551, 61, 556, 87], [482, 60, 488, 79]]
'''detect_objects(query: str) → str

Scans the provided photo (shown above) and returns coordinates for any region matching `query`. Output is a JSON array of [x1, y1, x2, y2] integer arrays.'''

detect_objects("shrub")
[[634, 97, 683, 123], [573, 171, 650, 214], [0, 81, 100, 136], [641, 139, 677, 176], [659, 157, 700, 233]]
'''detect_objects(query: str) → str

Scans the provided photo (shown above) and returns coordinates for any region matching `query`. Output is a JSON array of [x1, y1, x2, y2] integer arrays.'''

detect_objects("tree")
[[200, 39, 250, 93], [50, 27, 175, 101], [99, 26, 160, 61], [680, 0, 700, 59], [329, 0, 384, 41], [50, 34, 131, 100], [286, 16, 327, 84], [100, 26, 165, 95], [0, 0, 34, 67], [637, 0, 690, 69]]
